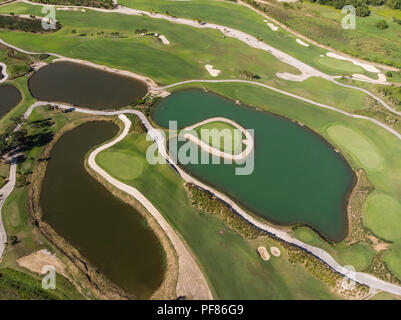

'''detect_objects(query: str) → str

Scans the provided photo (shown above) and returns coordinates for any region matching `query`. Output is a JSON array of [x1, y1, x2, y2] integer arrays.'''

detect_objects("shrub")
[[376, 20, 389, 29]]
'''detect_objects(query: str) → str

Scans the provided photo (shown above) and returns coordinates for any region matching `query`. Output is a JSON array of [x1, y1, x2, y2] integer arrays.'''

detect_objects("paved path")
[[21, 101, 401, 296], [247, 0, 399, 73]]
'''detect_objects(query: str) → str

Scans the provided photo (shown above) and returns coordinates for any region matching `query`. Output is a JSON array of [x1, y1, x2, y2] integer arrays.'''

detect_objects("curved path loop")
[[21, 101, 401, 297], [183, 117, 254, 161], [0, 62, 8, 84]]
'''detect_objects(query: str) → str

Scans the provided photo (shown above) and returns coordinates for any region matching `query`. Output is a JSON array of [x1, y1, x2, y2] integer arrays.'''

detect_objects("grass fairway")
[[327, 125, 383, 169], [96, 130, 338, 299], [169, 82, 401, 213], [313, 56, 366, 75], [194, 121, 243, 154], [0, 268, 83, 300], [293, 227, 375, 271], [121, 0, 389, 77], [384, 240, 401, 281], [96, 150, 144, 180], [274, 77, 370, 113], [364, 192, 401, 242]]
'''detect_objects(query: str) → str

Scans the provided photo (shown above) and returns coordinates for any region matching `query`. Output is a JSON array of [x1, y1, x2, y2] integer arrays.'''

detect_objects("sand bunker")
[[326, 52, 380, 73], [158, 35, 170, 45], [270, 246, 281, 257], [205, 64, 221, 77], [257, 246, 270, 261], [267, 23, 278, 31], [296, 39, 309, 47]]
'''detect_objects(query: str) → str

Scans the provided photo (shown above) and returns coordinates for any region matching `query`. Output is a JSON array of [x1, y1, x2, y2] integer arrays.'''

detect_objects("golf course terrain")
[[0, 0, 401, 301]]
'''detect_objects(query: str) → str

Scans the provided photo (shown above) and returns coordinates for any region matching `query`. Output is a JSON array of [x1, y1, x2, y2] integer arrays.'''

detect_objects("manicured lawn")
[[1, 0, 401, 290], [336, 243, 375, 271], [293, 227, 375, 271], [164, 82, 401, 280], [96, 150, 145, 180], [364, 192, 401, 241], [193, 120, 243, 154]]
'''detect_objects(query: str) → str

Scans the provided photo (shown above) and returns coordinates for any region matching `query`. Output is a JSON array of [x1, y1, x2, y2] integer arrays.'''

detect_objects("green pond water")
[[40, 121, 165, 298], [152, 89, 355, 241]]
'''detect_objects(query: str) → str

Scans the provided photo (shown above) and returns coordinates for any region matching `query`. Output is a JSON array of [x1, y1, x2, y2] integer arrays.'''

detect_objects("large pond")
[[40, 121, 165, 298], [152, 89, 355, 242], [0, 85, 22, 118], [28, 61, 148, 109]]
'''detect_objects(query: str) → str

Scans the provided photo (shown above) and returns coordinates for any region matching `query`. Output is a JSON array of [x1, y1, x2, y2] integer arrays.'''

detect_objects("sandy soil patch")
[[267, 23, 278, 31], [296, 38, 309, 47], [31, 61, 48, 71], [270, 246, 281, 257], [257, 246, 270, 261], [205, 64, 221, 77], [373, 243, 391, 252], [17, 249, 67, 276]]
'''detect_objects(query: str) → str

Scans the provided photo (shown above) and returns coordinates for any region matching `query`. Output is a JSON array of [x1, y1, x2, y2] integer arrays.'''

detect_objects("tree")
[[8, 127, 28, 150]]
